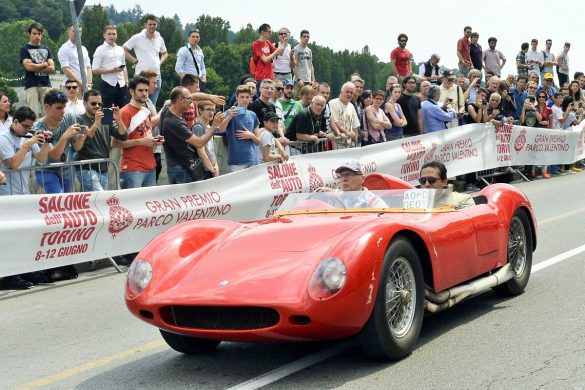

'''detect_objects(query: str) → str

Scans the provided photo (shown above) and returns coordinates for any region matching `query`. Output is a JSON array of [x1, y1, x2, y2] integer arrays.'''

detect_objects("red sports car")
[[125, 174, 536, 361]]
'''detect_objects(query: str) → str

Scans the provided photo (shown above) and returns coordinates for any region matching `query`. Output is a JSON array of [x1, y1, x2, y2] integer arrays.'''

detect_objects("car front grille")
[[160, 306, 280, 330]]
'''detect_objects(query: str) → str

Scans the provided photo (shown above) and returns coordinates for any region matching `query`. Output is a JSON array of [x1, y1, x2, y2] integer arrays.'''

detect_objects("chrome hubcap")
[[385, 257, 416, 338], [508, 217, 527, 276]]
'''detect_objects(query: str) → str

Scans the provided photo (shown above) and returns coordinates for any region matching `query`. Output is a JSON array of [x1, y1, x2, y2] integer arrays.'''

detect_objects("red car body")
[[126, 174, 537, 357]]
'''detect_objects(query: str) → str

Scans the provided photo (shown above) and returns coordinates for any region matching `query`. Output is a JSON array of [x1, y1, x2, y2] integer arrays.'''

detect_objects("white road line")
[[227, 246, 585, 390], [531, 243, 585, 273], [226, 338, 357, 390]]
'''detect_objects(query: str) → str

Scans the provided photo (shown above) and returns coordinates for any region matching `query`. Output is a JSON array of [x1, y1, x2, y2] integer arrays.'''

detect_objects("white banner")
[[2, 122, 584, 277]]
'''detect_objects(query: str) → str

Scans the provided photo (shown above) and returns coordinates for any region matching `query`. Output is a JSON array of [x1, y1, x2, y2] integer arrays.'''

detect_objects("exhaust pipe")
[[424, 264, 515, 313]]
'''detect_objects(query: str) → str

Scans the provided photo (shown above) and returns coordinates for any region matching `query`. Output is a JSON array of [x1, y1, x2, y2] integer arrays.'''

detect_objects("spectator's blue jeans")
[[35, 171, 72, 193], [167, 164, 192, 184], [148, 76, 162, 106], [120, 170, 156, 189], [77, 169, 108, 191]]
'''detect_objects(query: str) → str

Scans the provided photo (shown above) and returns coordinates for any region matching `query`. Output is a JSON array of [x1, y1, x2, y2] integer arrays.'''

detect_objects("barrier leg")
[[107, 257, 123, 273]]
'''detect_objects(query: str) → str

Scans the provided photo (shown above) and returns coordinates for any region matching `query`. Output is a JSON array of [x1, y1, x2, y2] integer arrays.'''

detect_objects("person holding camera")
[[421, 85, 457, 133], [33, 89, 79, 194], [73, 89, 128, 191], [0, 109, 51, 290], [0, 106, 49, 196], [465, 87, 489, 124]]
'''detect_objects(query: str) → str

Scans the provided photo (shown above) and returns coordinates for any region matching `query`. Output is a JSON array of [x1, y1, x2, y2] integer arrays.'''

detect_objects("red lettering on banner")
[[401, 140, 425, 161], [38, 193, 91, 213], [37, 193, 99, 257], [267, 163, 298, 180]]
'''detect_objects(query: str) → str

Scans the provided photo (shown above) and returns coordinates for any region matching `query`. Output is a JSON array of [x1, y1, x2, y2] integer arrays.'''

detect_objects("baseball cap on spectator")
[[544, 73, 554, 80], [264, 111, 281, 122], [335, 160, 363, 174], [442, 70, 456, 80], [283, 79, 295, 87]]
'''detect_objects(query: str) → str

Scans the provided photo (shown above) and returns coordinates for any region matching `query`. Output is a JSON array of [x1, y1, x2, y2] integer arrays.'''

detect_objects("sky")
[[86, 0, 585, 86]]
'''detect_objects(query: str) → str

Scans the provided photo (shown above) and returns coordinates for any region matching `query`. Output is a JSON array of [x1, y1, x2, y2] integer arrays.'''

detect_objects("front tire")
[[493, 209, 533, 296], [160, 329, 221, 354], [359, 237, 425, 361]]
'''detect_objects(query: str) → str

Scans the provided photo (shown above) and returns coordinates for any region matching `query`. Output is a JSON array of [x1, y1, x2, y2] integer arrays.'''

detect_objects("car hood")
[[217, 214, 365, 252]]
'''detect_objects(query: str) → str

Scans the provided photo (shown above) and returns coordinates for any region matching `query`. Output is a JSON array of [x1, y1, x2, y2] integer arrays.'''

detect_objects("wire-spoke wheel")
[[493, 209, 533, 296], [386, 257, 416, 338], [359, 237, 424, 361]]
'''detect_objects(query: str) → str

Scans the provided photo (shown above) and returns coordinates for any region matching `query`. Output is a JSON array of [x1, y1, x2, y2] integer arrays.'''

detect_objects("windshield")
[[276, 189, 456, 214]]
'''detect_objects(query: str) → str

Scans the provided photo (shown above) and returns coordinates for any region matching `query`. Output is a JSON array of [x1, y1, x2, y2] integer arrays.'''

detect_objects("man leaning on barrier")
[[286, 94, 334, 154], [73, 89, 128, 191]]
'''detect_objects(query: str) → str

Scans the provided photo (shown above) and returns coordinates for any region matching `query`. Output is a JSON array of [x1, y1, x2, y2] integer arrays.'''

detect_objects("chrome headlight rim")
[[126, 258, 153, 298], [308, 257, 347, 300]]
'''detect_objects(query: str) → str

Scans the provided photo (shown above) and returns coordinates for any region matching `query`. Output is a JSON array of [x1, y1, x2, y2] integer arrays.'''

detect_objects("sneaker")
[[565, 169, 575, 174], [570, 166, 582, 173], [542, 172, 551, 179], [2, 275, 33, 290]]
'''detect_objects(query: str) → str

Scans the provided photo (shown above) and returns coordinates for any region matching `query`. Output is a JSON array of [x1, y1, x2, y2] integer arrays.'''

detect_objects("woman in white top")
[[272, 27, 293, 81], [0, 92, 12, 131]]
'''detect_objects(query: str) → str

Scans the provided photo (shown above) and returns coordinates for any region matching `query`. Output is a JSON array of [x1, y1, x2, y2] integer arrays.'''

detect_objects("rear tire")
[[160, 329, 220, 354], [359, 237, 424, 361], [493, 209, 533, 296]]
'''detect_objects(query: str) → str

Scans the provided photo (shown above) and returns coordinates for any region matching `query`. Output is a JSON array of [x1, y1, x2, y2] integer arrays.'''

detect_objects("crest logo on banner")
[[308, 164, 324, 192], [514, 128, 527, 153], [107, 195, 133, 238]]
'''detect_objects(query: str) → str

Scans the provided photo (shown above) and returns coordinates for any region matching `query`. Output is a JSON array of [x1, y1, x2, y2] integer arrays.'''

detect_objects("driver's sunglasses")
[[419, 176, 438, 185]]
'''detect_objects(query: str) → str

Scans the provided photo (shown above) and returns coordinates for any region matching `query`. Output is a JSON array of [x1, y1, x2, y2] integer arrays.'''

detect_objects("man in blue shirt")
[[175, 29, 207, 89], [421, 85, 457, 133]]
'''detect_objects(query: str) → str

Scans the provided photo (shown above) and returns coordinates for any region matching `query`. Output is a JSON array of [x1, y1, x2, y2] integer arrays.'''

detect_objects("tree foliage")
[[0, 4, 394, 106]]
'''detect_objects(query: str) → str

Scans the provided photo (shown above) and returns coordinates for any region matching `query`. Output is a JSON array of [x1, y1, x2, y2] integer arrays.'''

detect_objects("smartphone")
[[78, 125, 88, 134], [118, 64, 126, 69]]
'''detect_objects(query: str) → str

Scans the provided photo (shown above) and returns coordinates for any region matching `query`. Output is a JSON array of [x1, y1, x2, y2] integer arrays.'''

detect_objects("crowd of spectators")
[[2, 17, 585, 288]]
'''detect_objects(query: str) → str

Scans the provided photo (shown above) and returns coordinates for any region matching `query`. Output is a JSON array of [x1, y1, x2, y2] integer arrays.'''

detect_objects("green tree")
[[158, 16, 183, 54], [234, 23, 256, 45], [0, 76, 19, 114], [79, 5, 111, 58], [0, 0, 18, 23], [190, 15, 230, 47]]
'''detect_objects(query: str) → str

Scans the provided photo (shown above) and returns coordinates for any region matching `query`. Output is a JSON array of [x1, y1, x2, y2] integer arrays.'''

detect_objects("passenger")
[[419, 161, 475, 209], [315, 160, 387, 208]]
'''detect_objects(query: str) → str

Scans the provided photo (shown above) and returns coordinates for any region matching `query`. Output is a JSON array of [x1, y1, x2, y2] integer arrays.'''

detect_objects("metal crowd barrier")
[[2, 158, 120, 195], [476, 166, 530, 186], [288, 136, 354, 155]]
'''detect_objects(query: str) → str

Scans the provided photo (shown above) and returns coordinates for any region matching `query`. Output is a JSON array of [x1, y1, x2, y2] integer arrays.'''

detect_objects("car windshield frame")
[[275, 189, 457, 215]]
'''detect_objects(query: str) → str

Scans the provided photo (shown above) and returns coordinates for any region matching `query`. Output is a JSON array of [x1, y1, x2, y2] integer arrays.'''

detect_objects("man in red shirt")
[[252, 23, 284, 82], [112, 76, 159, 188], [457, 26, 473, 76], [390, 33, 412, 80]]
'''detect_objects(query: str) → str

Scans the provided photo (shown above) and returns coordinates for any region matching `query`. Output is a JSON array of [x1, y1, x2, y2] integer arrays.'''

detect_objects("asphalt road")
[[2, 174, 585, 390]]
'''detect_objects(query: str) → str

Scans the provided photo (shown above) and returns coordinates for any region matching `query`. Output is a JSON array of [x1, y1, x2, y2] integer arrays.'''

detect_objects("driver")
[[419, 161, 475, 209], [316, 160, 388, 208]]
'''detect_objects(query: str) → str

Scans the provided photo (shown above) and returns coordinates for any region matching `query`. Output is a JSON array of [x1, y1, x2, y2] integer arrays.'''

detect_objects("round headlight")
[[308, 258, 347, 300], [126, 259, 152, 298]]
